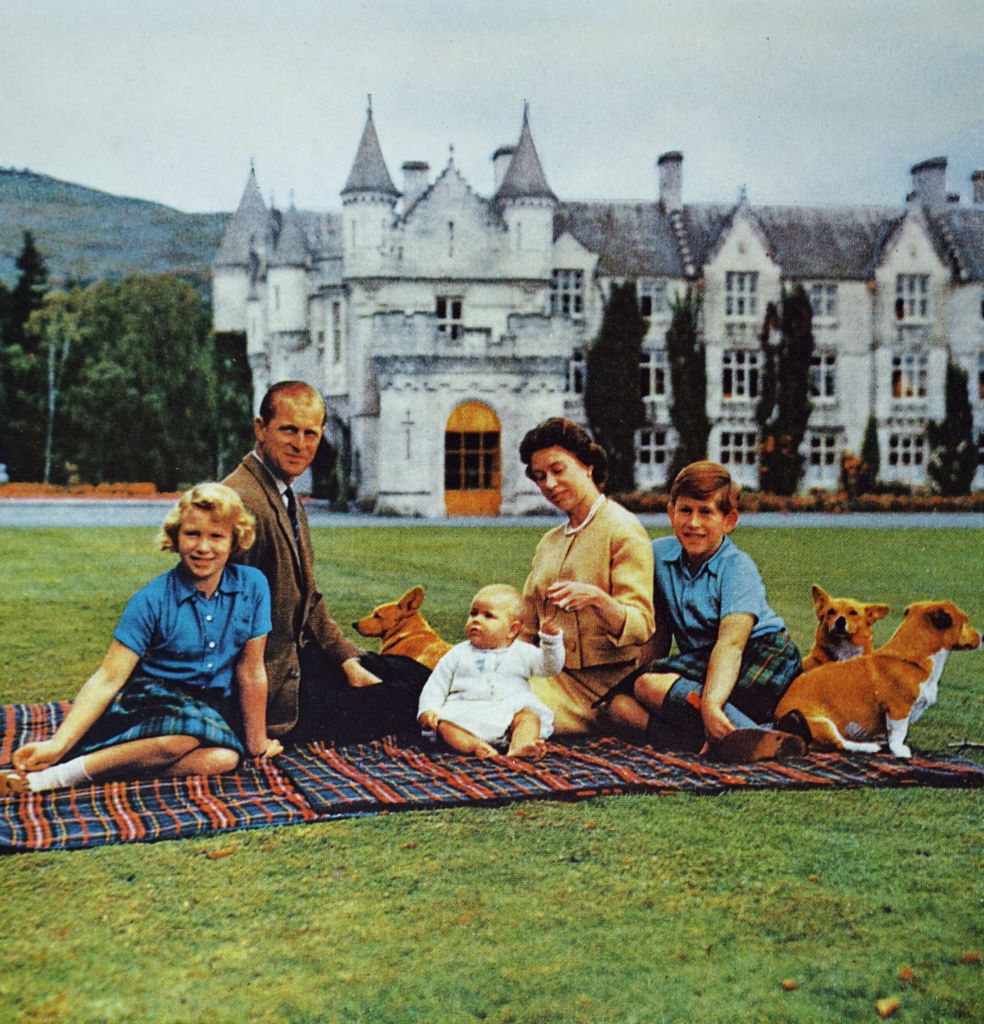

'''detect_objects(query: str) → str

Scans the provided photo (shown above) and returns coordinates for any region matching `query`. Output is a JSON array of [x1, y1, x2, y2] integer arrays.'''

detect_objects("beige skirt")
[[531, 662, 637, 736]]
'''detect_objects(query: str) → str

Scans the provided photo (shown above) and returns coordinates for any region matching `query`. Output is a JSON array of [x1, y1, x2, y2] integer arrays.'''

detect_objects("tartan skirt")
[[72, 675, 245, 758], [597, 630, 803, 724]]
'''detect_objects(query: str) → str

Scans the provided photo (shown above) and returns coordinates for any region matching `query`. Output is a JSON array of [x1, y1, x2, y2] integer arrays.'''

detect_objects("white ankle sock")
[[27, 755, 92, 792]]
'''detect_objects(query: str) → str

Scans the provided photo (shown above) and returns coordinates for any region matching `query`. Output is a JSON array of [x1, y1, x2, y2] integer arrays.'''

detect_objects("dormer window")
[[725, 272, 758, 318], [895, 274, 929, 320]]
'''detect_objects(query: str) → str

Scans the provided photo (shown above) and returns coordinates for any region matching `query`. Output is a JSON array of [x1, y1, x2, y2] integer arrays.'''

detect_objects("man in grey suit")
[[223, 380, 428, 745]]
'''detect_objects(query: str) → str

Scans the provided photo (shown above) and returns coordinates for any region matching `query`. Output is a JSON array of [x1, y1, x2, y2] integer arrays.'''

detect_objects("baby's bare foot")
[[506, 739, 546, 760], [474, 741, 499, 759]]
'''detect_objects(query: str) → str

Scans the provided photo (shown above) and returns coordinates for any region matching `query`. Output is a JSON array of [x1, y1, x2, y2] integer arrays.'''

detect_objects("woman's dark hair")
[[519, 417, 608, 488]]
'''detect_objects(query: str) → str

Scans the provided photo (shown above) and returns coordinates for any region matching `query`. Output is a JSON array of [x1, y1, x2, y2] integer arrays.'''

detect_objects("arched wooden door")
[[444, 402, 501, 516]]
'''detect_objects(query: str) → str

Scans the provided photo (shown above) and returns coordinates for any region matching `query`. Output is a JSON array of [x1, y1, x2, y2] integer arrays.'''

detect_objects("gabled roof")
[[268, 204, 311, 268], [494, 107, 556, 204], [555, 201, 685, 277], [214, 166, 270, 268], [341, 106, 399, 198]]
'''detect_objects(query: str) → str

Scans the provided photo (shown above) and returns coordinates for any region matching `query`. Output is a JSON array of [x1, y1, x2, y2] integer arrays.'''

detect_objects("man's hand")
[[342, 657, 382, 688]]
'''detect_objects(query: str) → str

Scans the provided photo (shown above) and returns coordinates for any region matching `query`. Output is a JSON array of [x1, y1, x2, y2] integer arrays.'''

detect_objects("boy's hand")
[[701, 703, 735, 741], [419, 711, 440, 731]]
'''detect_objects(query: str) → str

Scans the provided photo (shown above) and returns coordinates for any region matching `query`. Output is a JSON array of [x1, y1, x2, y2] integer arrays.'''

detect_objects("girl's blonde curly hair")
[[159, 483, 256, 555]]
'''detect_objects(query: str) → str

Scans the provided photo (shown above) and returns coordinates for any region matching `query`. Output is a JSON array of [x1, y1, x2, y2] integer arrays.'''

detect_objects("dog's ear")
[[865, 604, 890, 625], [400, 586, 425, 613], [812, 585, 830, 614], [926, 607, 953, 632]]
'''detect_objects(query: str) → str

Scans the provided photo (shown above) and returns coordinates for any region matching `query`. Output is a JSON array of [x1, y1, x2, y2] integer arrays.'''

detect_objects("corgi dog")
[[801, 585, 890, 672], [776, 601, 980, 758], [353, 586, 451, 671]]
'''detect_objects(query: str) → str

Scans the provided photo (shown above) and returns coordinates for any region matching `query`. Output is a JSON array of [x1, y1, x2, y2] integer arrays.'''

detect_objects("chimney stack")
[[658, 151, 683, 211], [492, 146, 515, 191], [401, 161, 430, 210], [972, 170, 984, 206], [910, 156, 947, 214]]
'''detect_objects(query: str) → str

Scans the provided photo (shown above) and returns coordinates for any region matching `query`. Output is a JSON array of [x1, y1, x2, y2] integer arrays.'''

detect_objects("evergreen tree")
[[926, 359, 977, 496], [584, 281, 647, 493], [1, 233, 51, 479], [755, 284, 815, 495], [858, 415, 880, 494], [665, 287, 709, 479], [8, 231, 49, 352]]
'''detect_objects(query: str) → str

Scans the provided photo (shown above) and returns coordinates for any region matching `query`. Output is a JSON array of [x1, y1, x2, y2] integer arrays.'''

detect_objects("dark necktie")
[[284, 486, 301, 549]]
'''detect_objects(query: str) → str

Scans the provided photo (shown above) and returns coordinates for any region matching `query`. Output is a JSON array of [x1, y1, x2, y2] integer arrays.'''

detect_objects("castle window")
[[887, 430, 925, 468], [636, 428, 669, 468], [332, 301, 343, 364], [895, 274, 930, 320], [436, 296, 463, 340], [722, 349, 761, 399], [725, 272, 758, 318], [719, 430, 759, 466], [638, 279, 667, 318], [807, 431, 840, 477], [640, 349, 669, 401], [978, 352, 984, 401], [550, 269, 584, 316], [568, 348, 586, 394], [978, 430, 984, 466], [809, 283, 838, 319], [809, 351, 837, 400], [891, 350, 928, 400]]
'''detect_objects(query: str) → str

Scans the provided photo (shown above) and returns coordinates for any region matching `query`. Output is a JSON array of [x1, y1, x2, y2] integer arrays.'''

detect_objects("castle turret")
[[341, 98, 399, 274], [213, 165, 270, 332], [266, 203, 311, 334], [493, 105, 556, 277]]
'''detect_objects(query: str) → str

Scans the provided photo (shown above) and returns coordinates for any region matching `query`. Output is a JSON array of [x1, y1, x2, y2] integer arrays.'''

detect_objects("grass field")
[[2, 524, 982, 1024]]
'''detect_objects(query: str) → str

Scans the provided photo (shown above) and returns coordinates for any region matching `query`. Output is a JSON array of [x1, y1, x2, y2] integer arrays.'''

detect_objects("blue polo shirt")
[[113, 563, 272, 698], [653, 535, 785, 653]]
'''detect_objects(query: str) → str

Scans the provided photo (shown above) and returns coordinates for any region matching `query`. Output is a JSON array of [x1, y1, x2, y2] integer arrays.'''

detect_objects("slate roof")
[[341, 110, 399, 198], [214, 167, 269, 268], [930, 207, 984, 282], [555, 202, 686, 277]]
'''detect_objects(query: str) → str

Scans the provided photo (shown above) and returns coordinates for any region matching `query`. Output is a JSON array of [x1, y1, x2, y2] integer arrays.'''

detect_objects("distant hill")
[[0, 167, 229, 289]]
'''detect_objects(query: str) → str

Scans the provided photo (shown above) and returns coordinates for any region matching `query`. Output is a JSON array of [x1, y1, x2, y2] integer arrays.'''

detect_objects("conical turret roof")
[[341, 102, 399, 198], [214, 166, 270, 268], [269, 203, 311, 268], [494, 106, 556, 203]]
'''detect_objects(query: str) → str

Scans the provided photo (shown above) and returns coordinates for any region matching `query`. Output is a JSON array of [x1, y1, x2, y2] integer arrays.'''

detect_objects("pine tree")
[[584, 280, 647, 493], [926, 360, 977, 496], [665, 288, 709, 479], [8, 231, 48, 352], [755, 284, 815, 495]]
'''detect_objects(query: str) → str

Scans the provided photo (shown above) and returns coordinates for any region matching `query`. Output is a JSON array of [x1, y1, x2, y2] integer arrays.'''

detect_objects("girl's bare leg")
[[437, 720, 498, 759], [81, 735, 232, 781], [506, 709, 546, 759], [162, 746, 241, 777]]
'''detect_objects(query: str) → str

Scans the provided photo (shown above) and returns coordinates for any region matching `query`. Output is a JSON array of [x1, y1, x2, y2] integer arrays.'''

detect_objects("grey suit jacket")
[[224, 453, 362, 736]]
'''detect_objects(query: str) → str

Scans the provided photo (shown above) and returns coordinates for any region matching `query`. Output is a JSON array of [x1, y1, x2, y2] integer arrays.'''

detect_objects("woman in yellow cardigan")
[[519, 418, 656, 735]]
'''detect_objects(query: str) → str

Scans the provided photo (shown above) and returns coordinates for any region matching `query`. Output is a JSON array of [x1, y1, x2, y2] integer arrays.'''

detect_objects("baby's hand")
[[261, 738, 283, 759], [419, 711, 440, 731], [540, 605, 560, 635]]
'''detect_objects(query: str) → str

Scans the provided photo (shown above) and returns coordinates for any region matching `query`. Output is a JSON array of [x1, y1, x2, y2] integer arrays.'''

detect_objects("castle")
[[212, 103, 984, 514]]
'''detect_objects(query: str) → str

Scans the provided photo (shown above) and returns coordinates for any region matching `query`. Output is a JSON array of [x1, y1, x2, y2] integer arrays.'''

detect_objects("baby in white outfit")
[[417, 584, 563, 759]]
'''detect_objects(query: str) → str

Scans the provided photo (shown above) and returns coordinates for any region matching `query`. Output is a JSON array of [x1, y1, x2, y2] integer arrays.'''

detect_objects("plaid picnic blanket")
[[2, 701, 982, 853]]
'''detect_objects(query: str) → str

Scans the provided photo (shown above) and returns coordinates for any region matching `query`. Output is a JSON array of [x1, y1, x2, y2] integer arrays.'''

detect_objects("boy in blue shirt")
[[602, 461, 805, 762]]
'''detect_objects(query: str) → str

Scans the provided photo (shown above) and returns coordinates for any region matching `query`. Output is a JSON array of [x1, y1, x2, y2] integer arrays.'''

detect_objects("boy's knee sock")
[[26, 755, 92, 793], [651, 678, 760, 747]]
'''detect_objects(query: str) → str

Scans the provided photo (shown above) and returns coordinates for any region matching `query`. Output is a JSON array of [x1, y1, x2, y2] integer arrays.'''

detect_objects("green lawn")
[[2, 524, 982, 1024]]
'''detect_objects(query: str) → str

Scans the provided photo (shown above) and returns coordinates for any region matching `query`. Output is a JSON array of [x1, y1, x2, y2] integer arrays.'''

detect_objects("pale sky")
[[2, 0, 982, 214]]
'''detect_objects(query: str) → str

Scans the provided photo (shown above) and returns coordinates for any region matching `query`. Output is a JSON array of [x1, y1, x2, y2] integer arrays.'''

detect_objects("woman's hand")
[[545, 581, 605, 613], [13, 740, 64, 773], [545, 581, 627, 638], [342, 658, 382, 687]]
